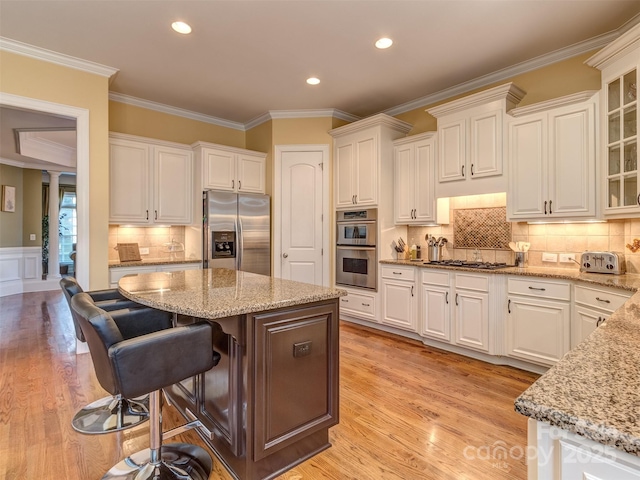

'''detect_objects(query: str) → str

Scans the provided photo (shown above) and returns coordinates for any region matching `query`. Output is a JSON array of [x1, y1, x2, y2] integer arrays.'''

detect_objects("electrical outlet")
[[139, 247, 150, 255], [559, 253, 576, 263], [29, 233, 36, 241], [542, 252, 558, 262]]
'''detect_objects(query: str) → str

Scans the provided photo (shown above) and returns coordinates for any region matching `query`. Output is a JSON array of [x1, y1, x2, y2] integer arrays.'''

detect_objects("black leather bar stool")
[[71, 292, 219, 480], [61, 277, 173, 435]]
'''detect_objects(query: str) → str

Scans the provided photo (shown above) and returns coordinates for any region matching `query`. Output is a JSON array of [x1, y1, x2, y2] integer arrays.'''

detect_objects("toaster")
[[580, 251, 626, 274]]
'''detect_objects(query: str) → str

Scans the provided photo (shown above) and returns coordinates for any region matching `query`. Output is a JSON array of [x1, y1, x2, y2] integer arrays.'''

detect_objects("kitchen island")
[[118, 268, 346, 480]]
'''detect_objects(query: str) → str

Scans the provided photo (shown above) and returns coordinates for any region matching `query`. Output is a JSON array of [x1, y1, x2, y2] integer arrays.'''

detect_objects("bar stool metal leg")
[[102, 391, 212, 480], [72, 394, 149, 435]]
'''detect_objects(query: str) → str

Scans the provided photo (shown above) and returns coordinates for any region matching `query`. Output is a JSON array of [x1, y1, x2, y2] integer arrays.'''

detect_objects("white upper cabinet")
[[194, 142, 266, 194], [427, 83, 525, 198], [393, 132, 437, 224], [507, 92, 598, 221], [586, 23, 639, 219], [109, 133, 193, 225], [330, 114, 412, 210]]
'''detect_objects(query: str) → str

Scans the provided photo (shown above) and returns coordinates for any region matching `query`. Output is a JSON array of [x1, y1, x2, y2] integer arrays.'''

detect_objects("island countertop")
[[118, 267, 347, 319]]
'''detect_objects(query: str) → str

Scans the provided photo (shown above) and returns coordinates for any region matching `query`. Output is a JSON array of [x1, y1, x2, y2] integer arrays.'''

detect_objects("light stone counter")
[[109, 258, 202, 268], [382, 258, 640, 457], [118, 267, 346, 320]]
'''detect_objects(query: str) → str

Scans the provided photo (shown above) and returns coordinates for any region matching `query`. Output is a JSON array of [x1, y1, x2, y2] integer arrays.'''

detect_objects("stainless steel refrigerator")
[[203, 190, 271, 276]]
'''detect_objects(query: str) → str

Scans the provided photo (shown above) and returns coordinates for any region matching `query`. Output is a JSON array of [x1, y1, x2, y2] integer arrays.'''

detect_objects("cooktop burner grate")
[[425, 260, 512, 270]]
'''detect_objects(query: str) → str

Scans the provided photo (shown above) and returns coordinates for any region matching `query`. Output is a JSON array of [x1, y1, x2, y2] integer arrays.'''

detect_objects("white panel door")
[[393, 144, 414, 223], [548, 102, 595, 217], [237, 153, 266, 194], [355, 135, 377, 206], [381, 280, 417, 332], [572, 306, 608, 349], [469, 109, 501, 178], [154, 145, 192, 224], [438, 119, 465, 182], [203, 148, 236, 191], [109, 139, 150, 223], [508, 114, 548, 218], [414, 139, 436, 222], [421, 285, 451, 342], [280, 150, 323, 286], [454, 290, 489, 352]]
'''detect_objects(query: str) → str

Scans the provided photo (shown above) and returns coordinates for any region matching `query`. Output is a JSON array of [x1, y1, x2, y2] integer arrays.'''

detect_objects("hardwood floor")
[[0, 290, 539, 479]]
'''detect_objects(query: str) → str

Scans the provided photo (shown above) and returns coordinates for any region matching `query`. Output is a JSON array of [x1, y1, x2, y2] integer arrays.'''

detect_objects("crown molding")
[[586, 21, 640, 69], [17, 130, 77, 168], [244, 109, 360, 130], [328, 113, 412, 137], [108, 92, 246, 131], [427, 83, 527, 118], [384, 30, 618, 118], [0, 36, 118, 78], [508, 90, 599, 117]]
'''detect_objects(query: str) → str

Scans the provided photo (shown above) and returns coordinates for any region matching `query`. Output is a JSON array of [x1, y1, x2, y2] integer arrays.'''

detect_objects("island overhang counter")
[[118, 268, 347, 480]]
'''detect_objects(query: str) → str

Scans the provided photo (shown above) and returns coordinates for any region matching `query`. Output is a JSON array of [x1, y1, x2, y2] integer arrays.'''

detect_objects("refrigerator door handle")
[[237, 216, 243, 271]]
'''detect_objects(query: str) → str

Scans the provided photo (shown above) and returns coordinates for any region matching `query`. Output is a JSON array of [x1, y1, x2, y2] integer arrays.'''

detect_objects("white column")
[[48, 172, 61, 279]]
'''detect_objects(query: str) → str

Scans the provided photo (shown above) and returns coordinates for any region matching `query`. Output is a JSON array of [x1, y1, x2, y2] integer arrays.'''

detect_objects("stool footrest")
[[162, 408, 214, 441]]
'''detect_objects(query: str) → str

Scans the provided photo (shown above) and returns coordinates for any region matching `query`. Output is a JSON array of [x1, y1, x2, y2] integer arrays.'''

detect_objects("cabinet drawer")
[[422, 269, 450, 286], [574, 284, 631, 313], [455, 273, 489, 292], [381, 265, 416, 281], [340, 292, 376, 317], [508, 277, 570, 301]]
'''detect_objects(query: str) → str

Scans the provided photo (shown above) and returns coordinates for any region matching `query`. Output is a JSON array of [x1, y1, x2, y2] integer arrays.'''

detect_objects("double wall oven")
[[336, 209, 377, 290]]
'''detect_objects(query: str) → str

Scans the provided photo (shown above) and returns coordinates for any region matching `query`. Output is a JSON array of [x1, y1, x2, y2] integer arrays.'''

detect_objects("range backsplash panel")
[[453, 207, 511, 250]]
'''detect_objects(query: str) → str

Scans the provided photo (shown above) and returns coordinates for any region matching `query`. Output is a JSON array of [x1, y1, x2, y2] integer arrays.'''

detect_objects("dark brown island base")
[[118, 268, 346, 480]]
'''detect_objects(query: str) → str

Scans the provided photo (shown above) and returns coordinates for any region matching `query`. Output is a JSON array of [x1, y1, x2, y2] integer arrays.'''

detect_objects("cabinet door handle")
[[411, 286, 414, 297], [596, 317, 603, 327], [238, 180, 241, 190], [232, 179, 235, 189], [595, 297, 611, 304], [341, 298, 349, 303], [471, 164, 474, 176], [445, 292, 449, 304], [461, 165, 465, 177], [392, 271, 402, 275], [528, 286, 546, 291], [549, 200, 552, 214], [146, 210, 149, 220], [508, 299, 511, 314], [355, 195, 358, 204], [455, 293, 459, 306], [637, 194, 640, 206], [155, 210, 158, 220], [544, 200, 547, 215], [362, 303, 370, 307]]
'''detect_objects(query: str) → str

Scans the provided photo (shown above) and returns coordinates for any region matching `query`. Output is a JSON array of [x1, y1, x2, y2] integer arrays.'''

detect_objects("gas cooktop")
[[425, 260, 513, 270]]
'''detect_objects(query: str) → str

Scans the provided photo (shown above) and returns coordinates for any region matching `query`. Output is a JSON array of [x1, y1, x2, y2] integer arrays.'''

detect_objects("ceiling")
[[1, 0, 640, 130]]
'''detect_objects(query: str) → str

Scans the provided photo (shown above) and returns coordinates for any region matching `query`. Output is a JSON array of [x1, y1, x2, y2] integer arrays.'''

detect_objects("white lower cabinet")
[[109, 263, 201, 287], [572, 284, 632, 348], [506, 277, 571, 366], [529, 418, 640, 480], [381, 265, 417, 332], [421, 270, 452, 341], [453, 273, 490, 353], [339, 287, 378, 322]]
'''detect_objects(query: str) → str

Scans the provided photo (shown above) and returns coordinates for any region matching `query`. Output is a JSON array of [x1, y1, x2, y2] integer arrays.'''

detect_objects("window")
[[59, 191, 77, 270]]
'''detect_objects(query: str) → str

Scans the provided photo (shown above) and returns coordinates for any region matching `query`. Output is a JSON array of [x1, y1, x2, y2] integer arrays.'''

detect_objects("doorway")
[[274, 145, 330, 287]]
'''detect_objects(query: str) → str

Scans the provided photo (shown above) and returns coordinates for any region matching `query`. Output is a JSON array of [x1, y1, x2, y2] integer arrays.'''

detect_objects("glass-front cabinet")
[[588, 24, 640, 218], [607, 69, 637, 209]]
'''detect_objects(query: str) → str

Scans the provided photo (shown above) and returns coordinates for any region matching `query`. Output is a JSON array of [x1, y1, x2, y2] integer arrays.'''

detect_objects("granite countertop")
[[380, 258, 640, 292], [383, 258, 640, 455], [109, 258, 202, 268], [118, 267, 347, 319], [515, 295, 640, 456]]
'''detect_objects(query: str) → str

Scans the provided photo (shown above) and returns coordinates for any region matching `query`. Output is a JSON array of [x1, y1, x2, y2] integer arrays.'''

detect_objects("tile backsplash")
[[108, 225, 187, 261], [407, 193, 640, 272]]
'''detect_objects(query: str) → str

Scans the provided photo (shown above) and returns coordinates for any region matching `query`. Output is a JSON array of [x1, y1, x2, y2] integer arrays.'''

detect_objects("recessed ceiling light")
[[306, 77, 320, 85], [375, 37, 393, 49], [171, 21, 192, 35]]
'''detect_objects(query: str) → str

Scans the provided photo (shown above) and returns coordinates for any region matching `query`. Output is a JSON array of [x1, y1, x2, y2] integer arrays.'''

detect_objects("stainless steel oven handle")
[[336, 245, 376, 251]]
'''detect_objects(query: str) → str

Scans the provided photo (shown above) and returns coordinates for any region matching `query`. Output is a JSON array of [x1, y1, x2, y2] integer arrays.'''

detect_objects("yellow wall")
[[0, 164, 23, 247], [246, 120, 273, 195], [22, 169, 42, 246], [109, 101, 245, 147], [0, 50, 110, 288], [395, 51, 602, 136]]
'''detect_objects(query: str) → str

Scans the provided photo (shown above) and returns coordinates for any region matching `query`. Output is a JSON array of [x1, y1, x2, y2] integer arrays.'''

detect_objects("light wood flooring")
[[0, 290, 539, 479]]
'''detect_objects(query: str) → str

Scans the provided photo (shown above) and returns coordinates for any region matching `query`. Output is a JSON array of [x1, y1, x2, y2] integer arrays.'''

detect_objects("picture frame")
[[2, 185, 16, 213]]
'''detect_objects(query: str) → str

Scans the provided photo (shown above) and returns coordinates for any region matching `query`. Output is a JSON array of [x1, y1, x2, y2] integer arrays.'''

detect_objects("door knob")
[[283, 253, 288, 258]]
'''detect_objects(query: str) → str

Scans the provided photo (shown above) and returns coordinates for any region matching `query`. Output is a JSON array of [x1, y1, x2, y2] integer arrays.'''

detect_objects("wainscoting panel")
[[0, 247, 58, 297]]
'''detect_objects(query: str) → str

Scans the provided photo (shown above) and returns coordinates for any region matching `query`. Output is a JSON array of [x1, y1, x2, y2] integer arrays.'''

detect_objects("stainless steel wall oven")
[[336, 209, 377, 290]]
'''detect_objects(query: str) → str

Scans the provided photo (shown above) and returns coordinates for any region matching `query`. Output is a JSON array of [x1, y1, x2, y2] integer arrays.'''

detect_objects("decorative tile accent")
[[453, 207, 511, 250]]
